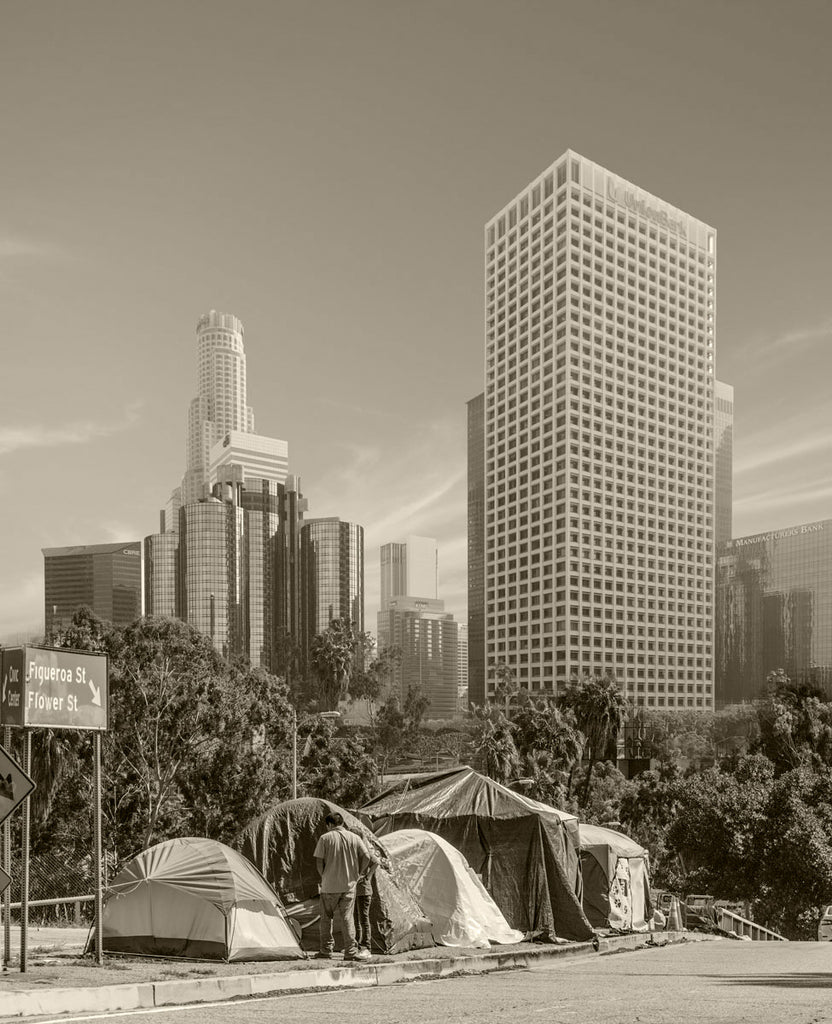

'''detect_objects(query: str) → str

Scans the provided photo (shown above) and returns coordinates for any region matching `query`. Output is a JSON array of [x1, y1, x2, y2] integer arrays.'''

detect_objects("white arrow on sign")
[[88, 680, 102, 707]]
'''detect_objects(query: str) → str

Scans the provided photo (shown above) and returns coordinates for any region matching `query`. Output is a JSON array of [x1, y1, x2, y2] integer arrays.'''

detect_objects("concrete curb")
[[0, 932, 703, 1019]]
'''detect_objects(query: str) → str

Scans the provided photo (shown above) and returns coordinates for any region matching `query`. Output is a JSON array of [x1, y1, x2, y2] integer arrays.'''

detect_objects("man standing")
[[313, 812, 372, 962]]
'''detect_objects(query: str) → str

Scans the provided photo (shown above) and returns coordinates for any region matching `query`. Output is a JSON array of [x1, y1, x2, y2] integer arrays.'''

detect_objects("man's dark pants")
[[319, 890, 358, 957]]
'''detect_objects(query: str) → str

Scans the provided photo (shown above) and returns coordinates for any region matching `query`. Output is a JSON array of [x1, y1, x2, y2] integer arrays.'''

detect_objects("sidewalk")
[[0, 930, 710, 1019]]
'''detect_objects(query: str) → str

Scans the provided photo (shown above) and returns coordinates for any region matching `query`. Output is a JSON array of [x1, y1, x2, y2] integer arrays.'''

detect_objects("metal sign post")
[[3, 725, 10, 967], [20, 730, 31, 973], [93, 732, 103, 966]]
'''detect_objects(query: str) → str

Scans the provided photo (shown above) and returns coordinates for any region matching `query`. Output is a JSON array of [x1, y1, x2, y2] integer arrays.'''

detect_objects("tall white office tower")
[[380, 536, 438, 607], [180, 311, 255, 506], [714, 380, 734, 547], [483, 151, 716, 710]]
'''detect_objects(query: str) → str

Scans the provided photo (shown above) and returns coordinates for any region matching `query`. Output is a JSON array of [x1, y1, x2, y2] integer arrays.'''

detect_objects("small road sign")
[[0, 744, 35, 828]]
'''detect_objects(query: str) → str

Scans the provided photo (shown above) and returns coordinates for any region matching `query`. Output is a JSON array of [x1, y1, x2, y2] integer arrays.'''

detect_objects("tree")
[[755, 669, 832, 773], [349, 645, 402, 725], [470, 705, 519, 784], [511, 695, 583, 805], [559, 672, 629, 806], [299, 714, 379, 807], [310, 619, 374, 711]]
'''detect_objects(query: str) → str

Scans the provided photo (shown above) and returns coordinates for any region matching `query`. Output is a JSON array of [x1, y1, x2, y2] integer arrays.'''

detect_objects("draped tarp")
[[237, 797, 434, 954], [89, 837, 303, 961], [359, 767, 594, 942], [578, 823, 653, 932]]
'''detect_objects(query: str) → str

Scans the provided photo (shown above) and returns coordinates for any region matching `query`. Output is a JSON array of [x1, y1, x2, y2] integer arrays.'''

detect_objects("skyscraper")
[[714, 380, 734, 547], [180, 311, 255, 506], [300, 518, 364, 662], [467, 392, 486, 705], [482, 150, 716, 710], [716, 520, 832, 704], [380, 536, 437, 607], [43, 542, 142, 634]]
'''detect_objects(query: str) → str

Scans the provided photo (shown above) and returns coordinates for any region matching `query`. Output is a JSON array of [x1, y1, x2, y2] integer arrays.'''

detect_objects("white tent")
[[379, 828, 524, 949], [93, 837, 304, 961], [578, 824, 652, 933]]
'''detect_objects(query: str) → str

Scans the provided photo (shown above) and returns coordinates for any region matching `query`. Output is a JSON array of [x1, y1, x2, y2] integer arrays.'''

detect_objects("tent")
[[237, 797, 434, 954], [91, 837, 303, 961], [379, 828, 525, 949], [359, 767, 594, 942], [578, 824, 653, 932]]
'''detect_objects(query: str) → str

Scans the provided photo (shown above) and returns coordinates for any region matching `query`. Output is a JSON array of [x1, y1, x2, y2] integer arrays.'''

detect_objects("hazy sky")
[[2, 0, 830, 643]]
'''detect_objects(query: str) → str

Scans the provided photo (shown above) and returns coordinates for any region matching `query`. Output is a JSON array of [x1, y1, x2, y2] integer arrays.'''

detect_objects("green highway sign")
[[1, 646, 108, 731]]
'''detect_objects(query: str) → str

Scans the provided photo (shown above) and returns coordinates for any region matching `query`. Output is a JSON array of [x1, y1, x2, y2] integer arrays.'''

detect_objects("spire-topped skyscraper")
[[181, 310, 255, 505]]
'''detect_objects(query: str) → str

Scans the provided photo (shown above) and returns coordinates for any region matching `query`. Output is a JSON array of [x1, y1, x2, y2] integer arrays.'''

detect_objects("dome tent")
[[238, 798, 434, 954], [90, 837, 303, 961], [379, 828, 524, 949], [359, 766, 593, 943], [578, 824, 653, 932]]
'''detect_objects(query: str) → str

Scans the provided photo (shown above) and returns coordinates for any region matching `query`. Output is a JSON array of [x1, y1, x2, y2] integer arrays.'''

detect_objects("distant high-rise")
[[716, 520, 832, 704], [43, 542, 142, 634], [300, 518, 364, 661], [457, 622, 469, 711], [467, 392, 486, 705], [377, 597, 459, 719], [180, 311, 255, 506], [482, 150, 716, 709], [380, 536, 437, 607], [378, 536, 459, 717], [714, 380, 734, 547]]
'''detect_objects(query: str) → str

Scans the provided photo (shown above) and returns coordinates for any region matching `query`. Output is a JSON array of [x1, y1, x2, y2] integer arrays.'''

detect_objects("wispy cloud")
[[734, 433, 832, 475], [734, 480, 832, 513], [0, 403, 142, 457], [0, 572, 43, 642]]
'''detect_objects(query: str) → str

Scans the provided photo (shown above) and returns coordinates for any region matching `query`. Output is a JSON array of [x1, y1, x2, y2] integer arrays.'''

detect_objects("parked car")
[[818, 905, 832, 941]]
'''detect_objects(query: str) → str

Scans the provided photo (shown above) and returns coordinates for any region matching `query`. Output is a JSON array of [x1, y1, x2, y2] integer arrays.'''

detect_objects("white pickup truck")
[[819, 905, 832, 942]]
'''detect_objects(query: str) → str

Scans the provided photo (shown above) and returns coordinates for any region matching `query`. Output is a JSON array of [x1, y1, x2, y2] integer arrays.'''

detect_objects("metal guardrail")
[[2, 895, 94, 927], [716, 907, 787, 942]]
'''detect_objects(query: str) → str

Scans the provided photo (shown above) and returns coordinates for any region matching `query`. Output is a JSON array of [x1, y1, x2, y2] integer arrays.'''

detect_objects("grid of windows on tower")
[[484, 154, 716, 710]]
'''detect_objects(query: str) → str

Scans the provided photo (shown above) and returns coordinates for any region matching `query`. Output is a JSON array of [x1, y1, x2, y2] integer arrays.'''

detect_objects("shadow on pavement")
[[720, 973, 832, 989]]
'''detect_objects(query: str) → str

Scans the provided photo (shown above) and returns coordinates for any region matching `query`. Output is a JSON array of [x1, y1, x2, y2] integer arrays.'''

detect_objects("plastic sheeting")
[[578, 824, 652, 932], [93, 837, 303, 961], [380, 828, 525, 949], [360, 767, 594, 943], [237, 797, 434, 954]]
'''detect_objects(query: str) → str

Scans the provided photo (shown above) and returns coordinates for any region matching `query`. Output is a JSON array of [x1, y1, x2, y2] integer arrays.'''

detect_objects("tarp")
[[359, 766, 594, 942], [237, 797, 434, 954], [578, 823, 653, 932], [90, 837, 303, 961], [379, 828, 525, 948]]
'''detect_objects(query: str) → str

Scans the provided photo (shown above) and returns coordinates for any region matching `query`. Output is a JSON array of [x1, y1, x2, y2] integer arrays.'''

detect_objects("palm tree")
[[559, 672, 629, 806], [309, 619, 371, 711], [471, 706, 520, 784]]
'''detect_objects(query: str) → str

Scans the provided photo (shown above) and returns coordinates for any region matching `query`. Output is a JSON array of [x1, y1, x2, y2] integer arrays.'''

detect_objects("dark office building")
[[299, 518, 364, 667], [715, 519, 832, 705], [43, 542, 142, 635], [467, 392, 486, 706]]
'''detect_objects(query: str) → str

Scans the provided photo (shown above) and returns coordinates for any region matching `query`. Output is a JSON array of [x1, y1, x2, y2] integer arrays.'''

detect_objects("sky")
[[1, 0, 831, 644]]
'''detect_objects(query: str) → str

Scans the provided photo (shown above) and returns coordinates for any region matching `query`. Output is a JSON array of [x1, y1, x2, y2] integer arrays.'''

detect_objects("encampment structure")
[[237, 797, 434, 954], [379, 828, 525, 948], [578, 823, 653, 932], [359, 766, 594, 942], [93, 837, 303, 961]]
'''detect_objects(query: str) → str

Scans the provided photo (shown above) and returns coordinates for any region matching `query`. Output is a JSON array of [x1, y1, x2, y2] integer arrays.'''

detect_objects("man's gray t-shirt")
[[313, 826, 371, 893]]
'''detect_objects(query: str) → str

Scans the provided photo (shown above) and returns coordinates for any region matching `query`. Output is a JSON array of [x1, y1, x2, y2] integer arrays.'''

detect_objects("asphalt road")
[[25, 940, 832, 1024]]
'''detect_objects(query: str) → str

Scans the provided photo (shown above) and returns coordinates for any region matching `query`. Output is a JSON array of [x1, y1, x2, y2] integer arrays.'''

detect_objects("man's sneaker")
[[345, 948, 371, 962]]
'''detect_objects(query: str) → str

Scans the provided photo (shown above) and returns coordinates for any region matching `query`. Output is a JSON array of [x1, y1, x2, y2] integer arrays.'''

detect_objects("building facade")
[[43, 542, 142, 635], [300, 518, 364, 661], [716, 520, 832, 704], [180, 310, 255, 507], [380, 536, 437, 606], [482, 150, 716, 709], [467, 392, 486, 705], [377, 597, 459, 719], [714, 380, 734, 547]]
